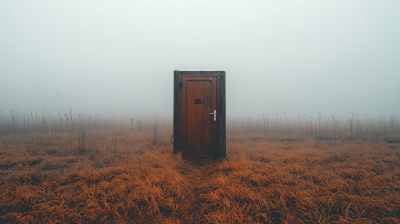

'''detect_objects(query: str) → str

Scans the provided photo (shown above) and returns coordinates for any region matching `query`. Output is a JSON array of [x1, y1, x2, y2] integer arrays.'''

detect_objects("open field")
[[1, 112, 400, 223]]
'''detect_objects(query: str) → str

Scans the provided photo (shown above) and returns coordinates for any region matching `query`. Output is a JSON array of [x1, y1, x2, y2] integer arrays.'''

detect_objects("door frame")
[[173, 70, 226, 160]]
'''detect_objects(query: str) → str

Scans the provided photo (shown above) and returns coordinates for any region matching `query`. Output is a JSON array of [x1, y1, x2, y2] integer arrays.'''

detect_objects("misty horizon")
[[1, 1, 399, 118]]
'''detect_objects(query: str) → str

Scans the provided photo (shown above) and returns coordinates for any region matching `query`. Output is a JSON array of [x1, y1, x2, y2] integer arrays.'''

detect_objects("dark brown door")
[[179, 75, 219, 159]]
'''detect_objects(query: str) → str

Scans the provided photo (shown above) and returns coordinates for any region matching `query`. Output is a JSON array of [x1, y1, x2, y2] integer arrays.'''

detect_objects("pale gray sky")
[[1, 0, 399, 118]]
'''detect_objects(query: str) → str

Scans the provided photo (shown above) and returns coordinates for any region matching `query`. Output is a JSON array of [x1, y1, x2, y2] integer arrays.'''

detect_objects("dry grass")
[[1, 122, 400, 223]]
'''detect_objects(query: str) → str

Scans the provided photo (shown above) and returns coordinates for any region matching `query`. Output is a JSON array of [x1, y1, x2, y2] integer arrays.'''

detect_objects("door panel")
[[181, 76, 218, 157]]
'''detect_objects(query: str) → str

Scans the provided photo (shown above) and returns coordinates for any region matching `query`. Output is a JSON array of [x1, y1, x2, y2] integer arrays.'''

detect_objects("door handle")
[[209, 110, 216, 121]]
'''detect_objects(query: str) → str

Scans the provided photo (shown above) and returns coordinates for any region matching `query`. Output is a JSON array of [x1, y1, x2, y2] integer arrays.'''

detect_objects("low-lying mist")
[[1, 109, 399, 139]]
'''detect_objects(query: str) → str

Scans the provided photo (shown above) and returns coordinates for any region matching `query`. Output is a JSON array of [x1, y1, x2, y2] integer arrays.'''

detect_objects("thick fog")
[[1, 0, 399, 119]]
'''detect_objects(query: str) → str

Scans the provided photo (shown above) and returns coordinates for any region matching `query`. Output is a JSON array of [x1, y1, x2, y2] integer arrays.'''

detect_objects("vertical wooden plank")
[[186, 80, 195, 155], [211, 76, 218, 158], [219, 72, 226, 158], [203, 80, 212, 155], [186, 80, 204, 155], [196, 81, 204, 155], [181, 76, 187, 156], [173, 71, 179, 154]]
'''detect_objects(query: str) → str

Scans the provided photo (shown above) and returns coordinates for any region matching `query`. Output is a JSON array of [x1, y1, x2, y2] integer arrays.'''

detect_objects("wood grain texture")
[[182, 76, 217, 157]]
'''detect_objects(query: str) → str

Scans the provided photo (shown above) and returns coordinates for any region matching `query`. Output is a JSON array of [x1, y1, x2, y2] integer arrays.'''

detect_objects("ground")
[[1, 126, 400, 223]]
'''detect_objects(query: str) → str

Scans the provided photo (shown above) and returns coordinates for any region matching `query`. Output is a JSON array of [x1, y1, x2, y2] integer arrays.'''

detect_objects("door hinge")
[[179, 82, 183, 89]]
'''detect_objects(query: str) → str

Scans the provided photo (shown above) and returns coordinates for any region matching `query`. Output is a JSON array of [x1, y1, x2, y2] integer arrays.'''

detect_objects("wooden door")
[[179, 75, 219, 159]]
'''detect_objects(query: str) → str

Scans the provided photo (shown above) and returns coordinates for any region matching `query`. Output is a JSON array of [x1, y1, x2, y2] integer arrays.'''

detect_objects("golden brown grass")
[[1, 124, 400, 223]]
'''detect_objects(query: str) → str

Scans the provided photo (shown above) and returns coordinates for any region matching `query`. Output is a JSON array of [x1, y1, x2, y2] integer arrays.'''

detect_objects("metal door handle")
[[209, 110, 216, 121]]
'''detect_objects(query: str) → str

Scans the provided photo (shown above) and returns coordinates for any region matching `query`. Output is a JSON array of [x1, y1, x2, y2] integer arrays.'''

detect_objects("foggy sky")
[[1, 0, 399, 119]]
